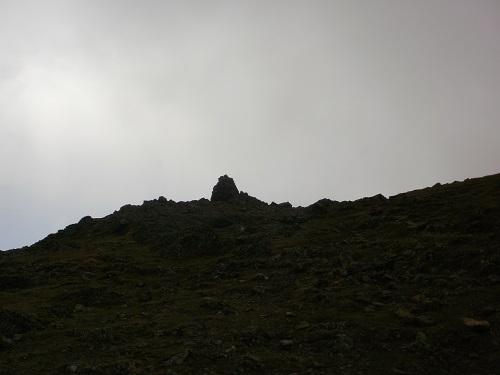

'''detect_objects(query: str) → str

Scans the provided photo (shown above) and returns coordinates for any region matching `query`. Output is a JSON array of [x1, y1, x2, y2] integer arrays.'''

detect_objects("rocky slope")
[[1, 174, 499, 374]]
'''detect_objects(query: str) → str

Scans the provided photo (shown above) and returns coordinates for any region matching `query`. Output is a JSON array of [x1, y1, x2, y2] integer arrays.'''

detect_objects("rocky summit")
[[0, 174, 499, 374], [211, 174, 240, 202]]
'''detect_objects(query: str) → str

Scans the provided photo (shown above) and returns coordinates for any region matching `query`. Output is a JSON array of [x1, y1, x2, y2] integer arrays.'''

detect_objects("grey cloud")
[[1, 0, 499, 249]]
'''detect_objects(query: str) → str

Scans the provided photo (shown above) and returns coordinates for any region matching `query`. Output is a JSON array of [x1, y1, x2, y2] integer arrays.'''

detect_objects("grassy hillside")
[[1, 174, 499, 374]]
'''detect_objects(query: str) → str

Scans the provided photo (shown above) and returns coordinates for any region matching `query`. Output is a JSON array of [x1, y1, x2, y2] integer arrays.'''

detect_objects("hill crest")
[[0, 173, 499, 374]]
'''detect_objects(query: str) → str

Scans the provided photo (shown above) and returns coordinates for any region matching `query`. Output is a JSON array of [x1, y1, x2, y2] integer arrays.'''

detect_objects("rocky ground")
[[1, 174, 499, 374]]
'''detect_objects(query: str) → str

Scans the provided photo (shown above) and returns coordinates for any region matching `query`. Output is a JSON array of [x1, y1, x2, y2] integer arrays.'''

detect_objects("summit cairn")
[[211, 175, 239, 202]]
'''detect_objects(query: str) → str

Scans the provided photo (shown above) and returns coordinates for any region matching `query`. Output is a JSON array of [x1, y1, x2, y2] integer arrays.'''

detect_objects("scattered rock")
[[92, 360, 138, 374], [12, 333, 24, 341], [0, 309, 45, 338], [332, 334, 354, 352], [250, 273, 268, 281], [68, 364, 78, 373], [64, 287, 124, 306], [138, 291, 152, 302], [417, 315, 436, 327], [393, 367, 412, 374], [396, 308, 415, 320], [404, 331, 430, 351], [237, 240, 272, 258], [486, 275, 499, 284], [179, 226, 225, 256], [1, 173, 500, 373], [280, 339, 293, 349], [0, 336, 13, 350], [200, 297, 224, 310], [239, 354, 263, 371], [47, 304, 72, 318], [74, 304, 87, 312], [164, 350, 191, 366], [462, 317, 490, 332], [86, 327, 114, 343], [295, 321, 310, 330]]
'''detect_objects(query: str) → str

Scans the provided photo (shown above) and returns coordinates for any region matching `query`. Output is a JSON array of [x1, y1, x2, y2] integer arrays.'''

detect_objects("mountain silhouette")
[[1, 174, 499, 374]]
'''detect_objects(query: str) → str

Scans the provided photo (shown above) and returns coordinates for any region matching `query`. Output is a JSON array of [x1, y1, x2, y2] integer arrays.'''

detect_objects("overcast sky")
[[1, 0, 499, 250]]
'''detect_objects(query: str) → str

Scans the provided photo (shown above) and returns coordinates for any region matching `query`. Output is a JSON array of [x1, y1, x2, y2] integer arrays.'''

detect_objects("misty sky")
[[1, 1, 499, 250]]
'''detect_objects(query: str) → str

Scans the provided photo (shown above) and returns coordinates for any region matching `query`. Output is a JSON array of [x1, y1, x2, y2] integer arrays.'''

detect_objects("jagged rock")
[[78, 215, 94, 225], [211, 175, 239, 202], [308, 198, 333, 214]]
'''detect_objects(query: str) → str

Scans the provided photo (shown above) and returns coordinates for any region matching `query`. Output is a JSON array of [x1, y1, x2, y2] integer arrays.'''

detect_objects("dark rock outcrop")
[[211, 175, 239, 202]]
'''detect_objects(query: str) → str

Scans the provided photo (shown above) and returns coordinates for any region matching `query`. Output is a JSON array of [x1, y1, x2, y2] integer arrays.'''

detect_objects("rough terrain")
[[1, 174, 499, 374]]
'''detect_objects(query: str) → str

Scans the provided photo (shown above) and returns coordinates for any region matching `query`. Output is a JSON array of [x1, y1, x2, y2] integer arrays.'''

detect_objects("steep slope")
[[0, 174, 499, 374]]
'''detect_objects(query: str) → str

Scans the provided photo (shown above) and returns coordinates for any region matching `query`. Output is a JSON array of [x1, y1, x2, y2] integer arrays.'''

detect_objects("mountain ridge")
[[1, 173, 499, 374]]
